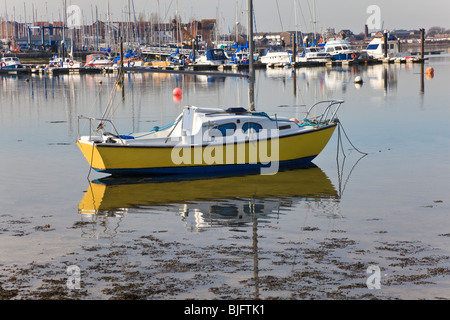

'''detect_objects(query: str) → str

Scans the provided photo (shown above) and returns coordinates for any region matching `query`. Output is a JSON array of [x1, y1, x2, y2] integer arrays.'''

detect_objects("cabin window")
[[209, 123, 236, 137], [367, 44, 379, 50], [278, 125, 291, 130], [242, 122, 263, 133]]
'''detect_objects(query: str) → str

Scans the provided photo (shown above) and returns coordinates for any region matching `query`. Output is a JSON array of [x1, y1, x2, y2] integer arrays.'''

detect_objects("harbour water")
[[0, 55, 449, 300]]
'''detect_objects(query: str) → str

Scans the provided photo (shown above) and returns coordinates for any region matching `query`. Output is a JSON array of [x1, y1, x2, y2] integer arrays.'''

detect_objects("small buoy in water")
[[173, 87, 182, 96], [25, 78, 29, 82], [99, 80, 103, 85], [426, 67, 434, 77], [354, 76, 363, 84]]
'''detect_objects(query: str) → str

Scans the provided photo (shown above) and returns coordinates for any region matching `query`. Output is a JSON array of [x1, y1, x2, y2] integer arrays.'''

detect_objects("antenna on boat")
[[248, 0, 255, 111]]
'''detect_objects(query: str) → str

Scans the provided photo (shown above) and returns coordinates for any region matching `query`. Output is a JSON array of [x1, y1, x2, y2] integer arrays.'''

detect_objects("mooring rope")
[[337, 121, 368, 156]]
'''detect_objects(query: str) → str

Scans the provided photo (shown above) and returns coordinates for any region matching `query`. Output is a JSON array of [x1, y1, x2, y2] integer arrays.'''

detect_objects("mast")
[[62, 0, 66, 59], [312, 0, 317, 43], [5, 0, 8, 42], [248, 0, 255, 111]]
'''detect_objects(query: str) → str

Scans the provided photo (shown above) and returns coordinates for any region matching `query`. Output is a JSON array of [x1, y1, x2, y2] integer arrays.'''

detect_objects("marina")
[[0, 53, 429, 76], [1, 0, 450, 303]]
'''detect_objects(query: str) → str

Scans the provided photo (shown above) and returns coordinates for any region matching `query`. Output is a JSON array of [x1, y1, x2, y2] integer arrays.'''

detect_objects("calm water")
[[1, 56, 449, 300]]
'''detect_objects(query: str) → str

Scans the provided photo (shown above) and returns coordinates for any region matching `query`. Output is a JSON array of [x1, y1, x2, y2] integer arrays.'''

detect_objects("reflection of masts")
[[420, 62, 425, 94], [250, 199, 260, 299]]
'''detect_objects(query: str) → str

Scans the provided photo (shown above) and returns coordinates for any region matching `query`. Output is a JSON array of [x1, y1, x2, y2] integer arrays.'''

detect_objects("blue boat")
[[230, 42, 251, 65]]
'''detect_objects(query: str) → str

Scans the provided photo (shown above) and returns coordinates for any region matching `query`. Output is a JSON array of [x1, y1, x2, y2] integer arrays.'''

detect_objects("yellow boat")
[[76, 0, 341, 177], [76, 101, 342, 175]]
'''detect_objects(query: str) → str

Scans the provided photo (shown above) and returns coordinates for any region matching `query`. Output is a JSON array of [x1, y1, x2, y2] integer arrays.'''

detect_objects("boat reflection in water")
[[78, 164, 339, 232]]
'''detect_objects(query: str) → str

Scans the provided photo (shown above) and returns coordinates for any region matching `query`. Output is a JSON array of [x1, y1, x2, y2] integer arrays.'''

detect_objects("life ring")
[[0, 62, 6, 68], [351, 53, 357, 60], [185, 59, 191, 65], [69, 60, 74, 66], [242, 57, 248, 63]]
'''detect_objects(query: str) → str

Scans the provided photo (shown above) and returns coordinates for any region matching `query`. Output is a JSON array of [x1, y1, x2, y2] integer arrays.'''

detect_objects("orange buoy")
[[426, 67, 434, 79]]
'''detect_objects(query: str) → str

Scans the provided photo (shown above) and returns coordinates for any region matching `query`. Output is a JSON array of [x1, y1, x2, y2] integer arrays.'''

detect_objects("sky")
[[2, 0, 450, 35]]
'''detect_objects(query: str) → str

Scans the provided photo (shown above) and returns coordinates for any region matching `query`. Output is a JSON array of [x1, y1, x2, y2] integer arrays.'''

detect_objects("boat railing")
[[305, 100, 343, 125], [77, 116, 124, 143]]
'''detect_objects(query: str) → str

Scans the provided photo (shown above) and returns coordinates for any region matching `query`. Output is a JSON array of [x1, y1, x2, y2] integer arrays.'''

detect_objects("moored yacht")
[[323, 39, 359, 61], [260, 46, 292, 67], [362, 35, 407, 59], [194, 49, 229, 65], [0, 57, 24, 69], [296, 46, 332, 63]]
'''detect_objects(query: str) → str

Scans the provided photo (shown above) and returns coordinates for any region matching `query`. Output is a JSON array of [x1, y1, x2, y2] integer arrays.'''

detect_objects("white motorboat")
[[48, 55, 83, 69], [194, 49, 230, 65], [260, 46, 292, 67], [362, 36, 408, 59], [323, 39, 359, 61], [0, 57, 24, 69], [85, 53, 114, 68], [296, 46, 332, 63]]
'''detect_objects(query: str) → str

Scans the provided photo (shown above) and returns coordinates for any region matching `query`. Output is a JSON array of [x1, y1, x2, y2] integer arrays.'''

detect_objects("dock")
[[0, 56, 427, 77]]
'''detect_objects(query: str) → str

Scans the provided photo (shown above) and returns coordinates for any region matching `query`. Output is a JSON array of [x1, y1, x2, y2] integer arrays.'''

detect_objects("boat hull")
[[77, 124, 337, 175], [2, 64, 23, 69]]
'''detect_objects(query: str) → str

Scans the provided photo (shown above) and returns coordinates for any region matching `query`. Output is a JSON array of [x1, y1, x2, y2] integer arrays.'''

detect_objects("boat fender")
[[289, 118, 300, 124], [0, 62, 6, 68], [69, 60, 74, 66]]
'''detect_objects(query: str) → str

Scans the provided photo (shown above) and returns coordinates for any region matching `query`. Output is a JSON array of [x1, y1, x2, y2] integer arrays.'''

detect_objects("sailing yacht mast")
[[312, 0, 317, 43], [248, 0, 255, 111]]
